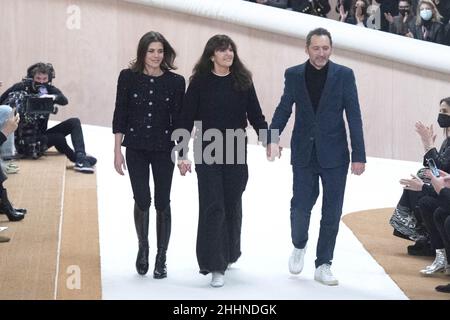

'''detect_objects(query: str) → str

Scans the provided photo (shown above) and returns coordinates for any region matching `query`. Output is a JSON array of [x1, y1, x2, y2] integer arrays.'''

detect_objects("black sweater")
[[178, 72, 268, 161], [305, 60, 329, 113]]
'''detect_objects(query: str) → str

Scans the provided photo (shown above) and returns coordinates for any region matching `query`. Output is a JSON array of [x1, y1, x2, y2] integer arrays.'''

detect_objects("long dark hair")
[[190, 34, 252, 91], [130, 31, 177, 73]]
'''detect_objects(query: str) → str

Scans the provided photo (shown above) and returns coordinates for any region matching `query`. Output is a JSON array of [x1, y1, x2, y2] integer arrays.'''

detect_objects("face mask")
[[399, 9, 409, 16], [438, 114, 450, 128], [420, 9, 433, 21]]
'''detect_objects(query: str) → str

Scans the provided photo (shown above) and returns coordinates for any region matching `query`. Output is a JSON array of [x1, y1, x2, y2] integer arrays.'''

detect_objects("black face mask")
[[438, 114, 450, 128], [399, 9, 409, 16]]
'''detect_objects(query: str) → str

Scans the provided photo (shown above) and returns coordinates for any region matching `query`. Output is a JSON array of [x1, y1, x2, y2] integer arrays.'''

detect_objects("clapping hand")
[[415, 121, 436, 151], [399, 174, 424, 191]]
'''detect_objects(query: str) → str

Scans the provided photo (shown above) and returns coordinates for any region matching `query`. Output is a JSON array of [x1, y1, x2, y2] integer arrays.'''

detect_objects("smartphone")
[[427, 158, 440, 177]]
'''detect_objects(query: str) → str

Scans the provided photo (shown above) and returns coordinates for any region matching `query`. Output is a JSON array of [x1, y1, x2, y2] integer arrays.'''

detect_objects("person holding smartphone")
[[398, 97, 450, 275]]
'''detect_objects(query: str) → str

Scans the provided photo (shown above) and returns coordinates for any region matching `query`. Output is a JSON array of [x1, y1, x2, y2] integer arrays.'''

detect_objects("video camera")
[[4, 80, 59, 159]]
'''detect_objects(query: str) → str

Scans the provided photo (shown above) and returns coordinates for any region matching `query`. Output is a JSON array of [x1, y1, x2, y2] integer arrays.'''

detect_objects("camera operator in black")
[[0, 63, 96, 173], [113, 31, 185, 278]]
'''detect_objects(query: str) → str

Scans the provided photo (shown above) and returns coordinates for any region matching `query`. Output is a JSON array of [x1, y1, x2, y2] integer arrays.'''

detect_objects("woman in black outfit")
[[393, 97, 450, 258], [177, 35, 268, 287], [113, 31, 185, 278]]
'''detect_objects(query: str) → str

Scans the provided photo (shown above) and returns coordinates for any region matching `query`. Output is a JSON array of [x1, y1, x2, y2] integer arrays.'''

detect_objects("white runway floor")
[[82, 124, 423, 300]]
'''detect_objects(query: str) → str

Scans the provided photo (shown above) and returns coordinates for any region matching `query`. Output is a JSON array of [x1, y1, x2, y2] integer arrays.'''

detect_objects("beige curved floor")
[[0, 152, 101, 300], [343, 208, 450, 300]]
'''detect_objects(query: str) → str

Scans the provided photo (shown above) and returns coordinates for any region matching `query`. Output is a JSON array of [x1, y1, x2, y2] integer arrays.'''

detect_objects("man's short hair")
[[306, 28, 333, 47]]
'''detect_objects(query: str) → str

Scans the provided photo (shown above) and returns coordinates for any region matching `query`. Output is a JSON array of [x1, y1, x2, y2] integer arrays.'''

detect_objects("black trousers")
[[434, 208, 450, 259], [125, 148, 174, 211], [195, 163, 248, 275], [417, 195, 444, 250], [45, 118, 86, 162]]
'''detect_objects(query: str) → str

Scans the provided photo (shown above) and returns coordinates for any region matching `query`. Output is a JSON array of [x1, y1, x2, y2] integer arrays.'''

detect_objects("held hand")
[[405, 31, 414, 38], [430, 174, 447, 194], [399, 174, 424, 191], [351, 162, 365, 175], [266, 143, 282, 161], [114, 151, 127, 175], [177, 159, 192, 176], [0, 111, 19, 137]]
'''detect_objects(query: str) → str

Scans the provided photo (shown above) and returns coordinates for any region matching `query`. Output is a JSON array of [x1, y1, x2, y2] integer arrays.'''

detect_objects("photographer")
[[0, 63, 96, 173], [0, 105, 27, 222]]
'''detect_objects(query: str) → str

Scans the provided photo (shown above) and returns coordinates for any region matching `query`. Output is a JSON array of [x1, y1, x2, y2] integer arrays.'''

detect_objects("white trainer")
[[289, 247, 306, 275], [210, 272, 225, 288], [314, 264, 339, 286]]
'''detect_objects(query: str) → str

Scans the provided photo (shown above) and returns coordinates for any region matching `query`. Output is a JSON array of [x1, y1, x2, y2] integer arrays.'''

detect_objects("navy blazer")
[[270, 61, 366, 168]]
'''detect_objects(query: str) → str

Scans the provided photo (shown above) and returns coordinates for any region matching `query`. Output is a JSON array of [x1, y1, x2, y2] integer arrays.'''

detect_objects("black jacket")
[[408, 20, 446, 44], [291, 0, 330, 17], [112, 69, 185, 152], [423, 138, 450, 172]]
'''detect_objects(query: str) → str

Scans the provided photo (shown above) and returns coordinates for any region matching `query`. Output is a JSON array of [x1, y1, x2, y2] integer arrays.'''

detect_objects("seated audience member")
[[392, 97, 450, 257], [335, 0, 352, 18], [0, 105, 27, 222], [424, 169, 450, 293], [0, 63, 96, 173], [375, 0, 400, 32], [340, 0, 371, 27], [445, 21, 450, 45], [433, 0, 450, 24], [407, 0, 445, 44], [291, 0, 331, 17], [245, 0, 289, 8], [386, 0, 416, 36]]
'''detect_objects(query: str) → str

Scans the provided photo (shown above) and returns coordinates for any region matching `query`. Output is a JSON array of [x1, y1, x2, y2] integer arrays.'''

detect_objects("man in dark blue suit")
[[267, 28, 366, 286]]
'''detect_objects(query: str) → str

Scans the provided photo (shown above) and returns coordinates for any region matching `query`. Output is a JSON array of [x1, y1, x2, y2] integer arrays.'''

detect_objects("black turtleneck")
[[305, 60, 329, 113]]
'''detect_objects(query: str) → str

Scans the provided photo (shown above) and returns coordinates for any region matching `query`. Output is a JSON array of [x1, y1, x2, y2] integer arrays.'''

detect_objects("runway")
[[85, 124, 422, 300]]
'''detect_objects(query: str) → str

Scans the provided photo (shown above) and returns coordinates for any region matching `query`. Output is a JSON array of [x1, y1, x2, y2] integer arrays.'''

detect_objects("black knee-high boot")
[[134, 203, 149, 275], [153, 206, 171, 279]]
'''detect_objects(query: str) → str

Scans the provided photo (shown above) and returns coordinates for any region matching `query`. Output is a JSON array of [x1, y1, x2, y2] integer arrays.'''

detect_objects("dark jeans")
[[195, 163, 248, 275], [45, 118, 85, 162], [417, 196, 444, 250], [291, 151, 348, 268], [434, 208, 450, 259], [125, 148, 174, 211]]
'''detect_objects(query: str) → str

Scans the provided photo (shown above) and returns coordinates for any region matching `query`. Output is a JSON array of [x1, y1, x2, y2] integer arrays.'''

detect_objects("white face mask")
[[420, 8, 433, 21]]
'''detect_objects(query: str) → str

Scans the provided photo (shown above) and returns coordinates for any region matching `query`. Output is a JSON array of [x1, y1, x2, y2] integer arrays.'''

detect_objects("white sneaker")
[[289, 246, 306, 275], [314, 264, 339, 286], [210, 272, 224, 288]]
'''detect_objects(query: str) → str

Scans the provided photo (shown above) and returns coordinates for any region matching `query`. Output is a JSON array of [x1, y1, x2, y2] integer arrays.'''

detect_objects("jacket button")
[[150, 79, 154, 83], [133, 93, 138, 98], [149, 102, 153, 106], [148, 113, 152, 117], [147, 125, 151, 129], [165, 97, 170, 101], [130, 128, 134, 132], [150, 90, 153, 94], [165, 130, 169, 134]]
